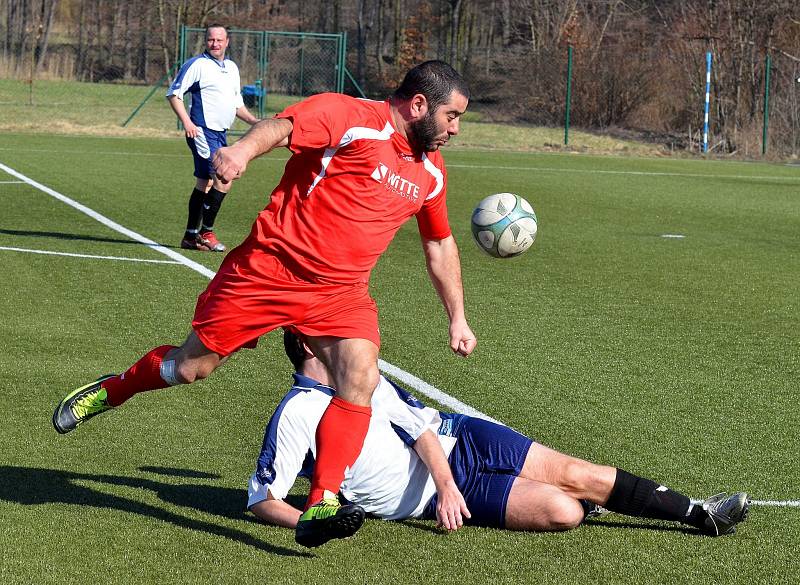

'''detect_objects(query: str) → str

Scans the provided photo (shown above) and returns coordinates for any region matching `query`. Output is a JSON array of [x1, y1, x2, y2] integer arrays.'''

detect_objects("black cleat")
[[295, 490, 366, 548], [700, 492, 749, 536], [52, 375, 116, 434]]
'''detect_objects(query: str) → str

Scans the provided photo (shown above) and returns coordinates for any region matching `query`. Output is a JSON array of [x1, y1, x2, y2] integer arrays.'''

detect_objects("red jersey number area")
[[253, 94, 452, 285]]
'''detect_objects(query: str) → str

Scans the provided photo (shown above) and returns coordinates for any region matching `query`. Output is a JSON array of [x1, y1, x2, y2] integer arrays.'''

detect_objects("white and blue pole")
[[703, 51, 711, 153]]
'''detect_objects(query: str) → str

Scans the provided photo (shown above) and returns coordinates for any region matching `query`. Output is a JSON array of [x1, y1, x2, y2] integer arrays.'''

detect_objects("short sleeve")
[[166, 57, 201, 99], [276, 93, 360, 153], [416, 158, 451, 240], [251, 396, 318, 501], [372, 377, 442, 446]]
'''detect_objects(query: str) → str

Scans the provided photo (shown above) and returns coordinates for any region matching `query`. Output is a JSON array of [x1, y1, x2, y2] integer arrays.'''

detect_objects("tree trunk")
[[356, 0, 366, 87], [123, 0, 132, 79], [449, 0, 462, 66], [394, 0, 403, 65], [157, 0, 172, 76], [375, 0, 384, 79], [34, 0, 59, 73]]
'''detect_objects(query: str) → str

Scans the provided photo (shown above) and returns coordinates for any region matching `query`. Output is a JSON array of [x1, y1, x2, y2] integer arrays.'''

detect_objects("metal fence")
[[177, 26, 350, 121], [0, 23, 357, 136], [0, 16, 797, 157]]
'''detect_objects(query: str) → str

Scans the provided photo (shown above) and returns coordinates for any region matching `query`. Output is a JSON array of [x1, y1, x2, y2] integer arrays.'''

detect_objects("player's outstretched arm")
[[250, 492, 302, 529], [421, 235, 477, 357], [213, 117, 293, 183], [413, 430, 471, 531]]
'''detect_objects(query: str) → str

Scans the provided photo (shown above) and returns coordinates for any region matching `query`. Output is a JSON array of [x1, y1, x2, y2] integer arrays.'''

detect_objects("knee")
[[545, 498, 584, 531], [174, 356, 219, 384], [561, 459, 593, 493], [335, 362, 379, 405]]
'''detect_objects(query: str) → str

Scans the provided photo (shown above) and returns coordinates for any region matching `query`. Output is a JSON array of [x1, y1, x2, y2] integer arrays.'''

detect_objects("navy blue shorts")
[[423, 414, 534, 528], [186, 127, 227, 179]]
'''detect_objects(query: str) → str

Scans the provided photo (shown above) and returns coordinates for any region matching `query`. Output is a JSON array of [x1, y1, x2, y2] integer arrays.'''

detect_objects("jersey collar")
[[202, 51, 227, 68], [292, 373, 335, 395]]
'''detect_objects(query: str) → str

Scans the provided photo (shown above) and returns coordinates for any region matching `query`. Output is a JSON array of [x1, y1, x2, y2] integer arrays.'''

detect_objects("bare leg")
[[304, 336, 380, 406], [519, 443, 617, 505], [167, 330, 227, 384], [504, 477, 585, 531], [522, 444, 717, 531]]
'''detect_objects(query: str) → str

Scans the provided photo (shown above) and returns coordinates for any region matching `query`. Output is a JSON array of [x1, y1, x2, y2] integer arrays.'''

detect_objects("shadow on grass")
[[586, 517, 699, 536], [0, 465, 310, 558], [0, 228, 181, 250], [399, 517, 700, 537], [139, 465, 221, 480]]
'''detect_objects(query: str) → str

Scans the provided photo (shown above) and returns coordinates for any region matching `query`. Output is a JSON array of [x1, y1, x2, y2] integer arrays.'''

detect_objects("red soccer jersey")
[[245, 93, 451, 285]]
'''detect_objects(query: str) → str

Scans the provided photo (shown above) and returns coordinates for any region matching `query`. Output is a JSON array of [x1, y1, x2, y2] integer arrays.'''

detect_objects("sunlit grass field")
[[0, 78, 662, 155], [1, 132, 798, 584]]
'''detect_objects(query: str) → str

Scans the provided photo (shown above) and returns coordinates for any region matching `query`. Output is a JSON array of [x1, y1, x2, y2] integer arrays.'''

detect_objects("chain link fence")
[[0, 22, 354, 137], [0, 13, 797, 157]]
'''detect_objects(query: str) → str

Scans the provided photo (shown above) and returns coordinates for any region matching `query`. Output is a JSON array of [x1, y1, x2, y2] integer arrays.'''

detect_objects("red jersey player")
[[53, 61, 476, 548]]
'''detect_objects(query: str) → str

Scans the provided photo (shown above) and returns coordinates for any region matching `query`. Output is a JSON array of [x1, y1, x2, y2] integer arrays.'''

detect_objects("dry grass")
[[0, 78, 665, 155]]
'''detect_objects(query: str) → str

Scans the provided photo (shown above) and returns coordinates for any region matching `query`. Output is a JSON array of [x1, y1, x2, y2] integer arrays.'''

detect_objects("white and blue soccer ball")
[[470, 193, 538, 258]]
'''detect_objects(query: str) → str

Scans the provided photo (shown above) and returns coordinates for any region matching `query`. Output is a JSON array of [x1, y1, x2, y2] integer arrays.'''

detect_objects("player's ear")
[[295, 332, 315, 359], [410, 93, 429, 119]]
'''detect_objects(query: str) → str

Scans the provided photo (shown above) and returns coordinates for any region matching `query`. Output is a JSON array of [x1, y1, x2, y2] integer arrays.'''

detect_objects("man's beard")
[[408, 112, 442, 152]]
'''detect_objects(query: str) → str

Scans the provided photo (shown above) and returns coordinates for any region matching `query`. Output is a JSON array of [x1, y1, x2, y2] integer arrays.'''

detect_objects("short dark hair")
[[393, 60, 470, 112], [283, 329, 307, 372], [205, 24, 229, 38]]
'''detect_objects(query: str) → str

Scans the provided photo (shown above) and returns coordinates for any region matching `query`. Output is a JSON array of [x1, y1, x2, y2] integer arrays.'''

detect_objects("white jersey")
[[166, 52, 244, 131], [248, 374, 458, 520]]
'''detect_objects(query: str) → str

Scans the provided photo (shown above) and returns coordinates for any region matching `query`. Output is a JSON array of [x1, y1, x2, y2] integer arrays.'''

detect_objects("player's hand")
[[212, 146, 248, 183], [184, 122, 199, 139], [435, 479, 471, 531], [449, 319, 477, 357]]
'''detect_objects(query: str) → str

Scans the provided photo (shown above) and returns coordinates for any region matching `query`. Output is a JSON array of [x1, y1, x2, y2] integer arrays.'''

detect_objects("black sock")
[[185, 188, 205, 236], [605, 468, 702, 525], [201, 187, 227, 231]]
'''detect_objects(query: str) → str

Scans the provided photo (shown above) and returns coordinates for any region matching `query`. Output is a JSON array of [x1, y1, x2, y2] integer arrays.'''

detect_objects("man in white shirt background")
[[167, 24, 258, 252]]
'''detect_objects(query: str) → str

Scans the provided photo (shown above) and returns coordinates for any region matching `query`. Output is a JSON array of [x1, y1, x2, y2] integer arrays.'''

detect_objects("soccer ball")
[[470, 193, 538, 258]]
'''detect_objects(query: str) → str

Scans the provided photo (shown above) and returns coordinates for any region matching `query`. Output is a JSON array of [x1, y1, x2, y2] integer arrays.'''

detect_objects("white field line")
[[0, 162, 215, 280], [0, 161, 496, 423], [0, 180, 25, 184], [4, 161, 797, 509], [447, 163, 800, 183], [2, 146, 800, 183], [378, 360, 501, 425], [0, 245, 182, 264], [691, 498, 800, 508]]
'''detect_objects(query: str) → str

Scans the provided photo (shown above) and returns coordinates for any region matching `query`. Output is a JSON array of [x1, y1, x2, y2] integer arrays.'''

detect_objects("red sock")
[[103, 345, 177, 407], [305, 396, 372, 509]]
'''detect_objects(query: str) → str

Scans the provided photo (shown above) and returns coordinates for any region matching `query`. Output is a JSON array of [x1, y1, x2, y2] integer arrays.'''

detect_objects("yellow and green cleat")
[[52, 375, 116, 434], [295, 490, 366, 548]]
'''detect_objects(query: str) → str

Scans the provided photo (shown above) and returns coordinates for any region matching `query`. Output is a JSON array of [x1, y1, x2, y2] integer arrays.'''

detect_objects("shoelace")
[[71, 390, 106, 418]]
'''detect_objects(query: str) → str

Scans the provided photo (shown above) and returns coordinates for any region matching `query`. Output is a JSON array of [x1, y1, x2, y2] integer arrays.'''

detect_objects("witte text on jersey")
[[371, 162, 421, 203]]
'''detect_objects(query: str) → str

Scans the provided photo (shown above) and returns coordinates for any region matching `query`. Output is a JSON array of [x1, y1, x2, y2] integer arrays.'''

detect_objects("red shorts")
[[192, 246, 380, 356]]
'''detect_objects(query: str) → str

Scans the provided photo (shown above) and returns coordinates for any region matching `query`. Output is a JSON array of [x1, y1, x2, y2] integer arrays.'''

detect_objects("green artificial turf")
[[1, 134, 798, 584]]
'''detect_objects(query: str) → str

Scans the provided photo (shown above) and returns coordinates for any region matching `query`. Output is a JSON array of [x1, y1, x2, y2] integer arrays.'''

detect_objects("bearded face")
[[408, 110, 444, 153], [406, 91, 468, 153]]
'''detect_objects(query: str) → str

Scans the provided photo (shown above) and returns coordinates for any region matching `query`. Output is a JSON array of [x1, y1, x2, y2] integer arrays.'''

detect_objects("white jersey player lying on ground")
[[248, 330, 749, 537]]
